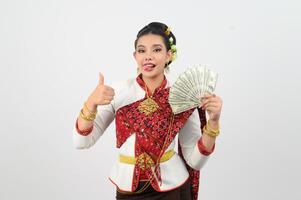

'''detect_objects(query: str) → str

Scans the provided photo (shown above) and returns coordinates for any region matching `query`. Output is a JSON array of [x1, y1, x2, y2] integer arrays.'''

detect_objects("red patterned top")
[[75, 74, 215, 200], [115, 74, 196, 191]]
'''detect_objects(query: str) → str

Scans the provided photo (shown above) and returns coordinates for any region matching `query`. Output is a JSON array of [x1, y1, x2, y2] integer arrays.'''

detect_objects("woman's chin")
[[141, 70, 164, 78], [141, 71, 154, 77]]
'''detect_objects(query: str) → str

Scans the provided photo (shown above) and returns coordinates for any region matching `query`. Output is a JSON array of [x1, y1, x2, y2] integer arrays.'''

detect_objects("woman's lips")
[[142, 64, 156, 72]]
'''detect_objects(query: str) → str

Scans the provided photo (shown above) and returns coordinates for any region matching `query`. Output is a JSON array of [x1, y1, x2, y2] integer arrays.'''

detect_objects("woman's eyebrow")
[[153, 44, 163, 47], [137, 44, 163, 48]]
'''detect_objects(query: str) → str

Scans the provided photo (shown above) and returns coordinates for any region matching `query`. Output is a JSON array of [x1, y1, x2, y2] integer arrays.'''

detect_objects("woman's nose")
[[145, 52, 153, 61]]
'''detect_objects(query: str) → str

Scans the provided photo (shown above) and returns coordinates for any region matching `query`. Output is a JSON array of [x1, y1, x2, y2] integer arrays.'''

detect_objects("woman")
[[73, 22, 223, 200]]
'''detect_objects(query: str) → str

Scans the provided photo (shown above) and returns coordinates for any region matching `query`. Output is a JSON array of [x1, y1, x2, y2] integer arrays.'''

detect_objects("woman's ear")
[[166, 49, 172, 62]]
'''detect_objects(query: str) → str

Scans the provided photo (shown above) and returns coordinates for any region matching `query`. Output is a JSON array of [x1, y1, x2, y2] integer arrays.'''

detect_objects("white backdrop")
[[1, 0, 300, 199]]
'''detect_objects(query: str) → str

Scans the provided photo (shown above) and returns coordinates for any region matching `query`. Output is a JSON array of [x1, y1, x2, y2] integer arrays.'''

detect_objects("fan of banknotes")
[[168, 65, 218, 114]]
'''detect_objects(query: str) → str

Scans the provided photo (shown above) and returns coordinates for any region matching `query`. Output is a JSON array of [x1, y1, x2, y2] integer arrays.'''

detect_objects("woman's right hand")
[[86, 72, 115, 111]]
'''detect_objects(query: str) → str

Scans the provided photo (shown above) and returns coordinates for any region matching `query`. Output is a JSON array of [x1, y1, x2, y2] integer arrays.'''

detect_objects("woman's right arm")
[[73, 73, 115, 149]]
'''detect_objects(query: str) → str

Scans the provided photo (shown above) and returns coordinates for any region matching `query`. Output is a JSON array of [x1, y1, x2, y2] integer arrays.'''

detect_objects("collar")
[[136, 73, 167, 97]]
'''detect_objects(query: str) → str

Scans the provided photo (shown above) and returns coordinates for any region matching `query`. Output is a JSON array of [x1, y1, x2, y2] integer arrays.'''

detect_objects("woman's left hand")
[[200, 93, 223, 122]]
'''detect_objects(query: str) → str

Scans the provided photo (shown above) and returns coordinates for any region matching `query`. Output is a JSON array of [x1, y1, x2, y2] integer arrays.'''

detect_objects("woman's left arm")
[[178, 94, 223, 170], [199, 94, 223, 151]]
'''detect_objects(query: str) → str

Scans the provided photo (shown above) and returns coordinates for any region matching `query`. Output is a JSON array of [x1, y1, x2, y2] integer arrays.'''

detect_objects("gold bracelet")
[[84, 102, 97, 115], [203, 122, 220, 138], [203, 127, 219, 138], [80, 109, 96, 121], [206, 121, 220, 133]]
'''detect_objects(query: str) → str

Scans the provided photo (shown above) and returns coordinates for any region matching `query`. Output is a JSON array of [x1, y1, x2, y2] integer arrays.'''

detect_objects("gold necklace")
[[137, 85, 159, 115]]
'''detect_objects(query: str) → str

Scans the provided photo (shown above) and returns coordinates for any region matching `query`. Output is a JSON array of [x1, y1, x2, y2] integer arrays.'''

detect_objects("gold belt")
[[119, 150, 175, 170]]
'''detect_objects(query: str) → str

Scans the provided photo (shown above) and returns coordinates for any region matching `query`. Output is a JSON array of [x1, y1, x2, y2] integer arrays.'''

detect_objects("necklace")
[[137, 84, 160, 115]]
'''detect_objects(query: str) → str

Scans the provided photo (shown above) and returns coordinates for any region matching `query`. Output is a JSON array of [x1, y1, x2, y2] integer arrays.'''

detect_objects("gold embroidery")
[[137, 153, 155, 170], [138, 97, 159, 115]]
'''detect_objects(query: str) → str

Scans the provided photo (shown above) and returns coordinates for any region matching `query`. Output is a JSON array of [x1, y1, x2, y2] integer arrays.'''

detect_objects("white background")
[[1, 0, 300, 199]]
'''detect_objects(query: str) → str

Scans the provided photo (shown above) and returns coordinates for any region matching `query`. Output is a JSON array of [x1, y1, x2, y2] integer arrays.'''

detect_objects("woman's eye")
[[137, 49, 145, 53], [154, 48, 162, 52]]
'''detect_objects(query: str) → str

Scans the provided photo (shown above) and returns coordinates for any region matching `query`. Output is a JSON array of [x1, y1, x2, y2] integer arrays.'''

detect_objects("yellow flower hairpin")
[[165, 27, 171, 36], [165, 27, 177, 61]]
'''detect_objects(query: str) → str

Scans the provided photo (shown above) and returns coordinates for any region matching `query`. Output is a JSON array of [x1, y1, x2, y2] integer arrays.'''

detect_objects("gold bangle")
[[80, 109, 96, 121], [84, 102, 97, 115], [203, 123, 220, 138], [206, 121, 220, 134], [203, 129, 219, 138]]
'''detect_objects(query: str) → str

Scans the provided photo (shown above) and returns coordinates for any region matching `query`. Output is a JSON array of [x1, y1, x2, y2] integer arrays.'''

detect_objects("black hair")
[[134, 22, 176, 66]]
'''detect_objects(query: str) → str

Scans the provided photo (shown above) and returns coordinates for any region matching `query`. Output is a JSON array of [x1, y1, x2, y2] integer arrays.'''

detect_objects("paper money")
[[169, 65, 218, 114]]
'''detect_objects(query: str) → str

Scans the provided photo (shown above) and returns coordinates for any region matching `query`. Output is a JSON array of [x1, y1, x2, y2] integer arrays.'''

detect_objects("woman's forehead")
[[136, 34, 165, 47]]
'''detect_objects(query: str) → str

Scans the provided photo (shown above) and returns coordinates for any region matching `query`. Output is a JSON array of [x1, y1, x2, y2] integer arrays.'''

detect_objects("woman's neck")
[[142, 74, 165, 95]]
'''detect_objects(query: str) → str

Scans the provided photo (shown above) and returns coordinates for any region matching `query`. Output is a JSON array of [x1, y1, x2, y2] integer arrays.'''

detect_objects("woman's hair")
[[134, 22, 177, 66]]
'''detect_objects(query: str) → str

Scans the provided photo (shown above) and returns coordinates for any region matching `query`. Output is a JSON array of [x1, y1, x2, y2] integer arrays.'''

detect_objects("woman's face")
[[134, 34, 172, 79]]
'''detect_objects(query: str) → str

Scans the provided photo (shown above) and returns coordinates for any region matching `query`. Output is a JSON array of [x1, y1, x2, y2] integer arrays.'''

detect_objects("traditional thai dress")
[[73, 74, 215, 200]]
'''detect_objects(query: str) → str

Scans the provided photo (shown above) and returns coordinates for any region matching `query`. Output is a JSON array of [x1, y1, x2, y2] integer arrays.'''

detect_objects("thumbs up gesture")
[[86, 73, 115, 109]]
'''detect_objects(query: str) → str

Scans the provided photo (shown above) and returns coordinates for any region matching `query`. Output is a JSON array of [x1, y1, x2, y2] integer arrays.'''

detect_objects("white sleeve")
[[73, 103, 115, 149], [178, 109, 211, 170]]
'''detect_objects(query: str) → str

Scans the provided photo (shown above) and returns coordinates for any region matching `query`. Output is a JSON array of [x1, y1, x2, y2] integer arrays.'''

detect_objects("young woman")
[[74, 22, 223, 200]]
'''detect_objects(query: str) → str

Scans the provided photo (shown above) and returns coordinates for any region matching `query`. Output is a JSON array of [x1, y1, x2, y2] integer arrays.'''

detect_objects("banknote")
[[169, 65, 218, 114]]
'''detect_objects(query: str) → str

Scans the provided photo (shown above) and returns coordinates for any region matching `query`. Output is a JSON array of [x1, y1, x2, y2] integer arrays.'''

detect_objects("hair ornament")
[[165, 27, 171, 36], [165, 27, 177, 61], [171, 45, 177, 61]]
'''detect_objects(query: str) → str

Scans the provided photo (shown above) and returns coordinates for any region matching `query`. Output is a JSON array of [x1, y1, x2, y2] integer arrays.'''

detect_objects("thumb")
[[98, 72, 104, 85]]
